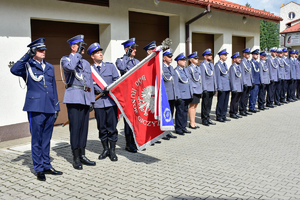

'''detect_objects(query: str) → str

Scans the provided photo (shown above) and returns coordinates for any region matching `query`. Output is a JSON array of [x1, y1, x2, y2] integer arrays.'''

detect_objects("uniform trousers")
[[297, 80, 300, 99], [216, 91, 230, 120], [94, 105, 118, 142], [168, 100, 175, 117], [239, 86, 251, 112], [274, 81, 281, 104], [292, 80, 297, 99], [280, 80, 287, 102], [67, 104, 89, 151], [287, 80, 294, 101], [27, 112, 55, 173], [229, 92, 242, 115], [175, 98, 192, 132], [258, 84, 267, 109], [249, 84, 259, 111], [201, 91, 214, 122], [266, 81, 276, 106]]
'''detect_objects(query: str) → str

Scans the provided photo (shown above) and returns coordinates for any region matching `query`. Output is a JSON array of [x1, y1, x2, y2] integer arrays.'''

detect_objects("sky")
[[229, 0, 294, 16]]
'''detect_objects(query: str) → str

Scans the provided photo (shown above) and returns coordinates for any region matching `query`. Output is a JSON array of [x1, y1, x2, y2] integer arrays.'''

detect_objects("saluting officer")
[[161, 49, 179, 140], [291, 50, 300, 99], [229, 52, 243, 119], [174, 53, 193, 135], [239, 48, 254, 116], [266, 47, 279, 108], [187, 51, 203, 128], [248, 49, 261, 113], [61, 35, 96, 170], [116, 38, 139, 153], [200, 49, 217, 126], [282, 48, 291, 103], [87, 43, 120, 161], [214, 49, 231, 122], [257, 51, 270, 110], [275, 48, 285, 106], [11, 38, 62, 181]]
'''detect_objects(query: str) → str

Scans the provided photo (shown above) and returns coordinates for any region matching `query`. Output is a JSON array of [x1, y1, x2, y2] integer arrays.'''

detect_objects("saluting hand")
[[27, 47, 37, 57]]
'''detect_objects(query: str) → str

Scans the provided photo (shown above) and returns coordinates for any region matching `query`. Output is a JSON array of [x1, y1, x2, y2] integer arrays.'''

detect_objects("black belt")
[[66, 84, 91, 92]]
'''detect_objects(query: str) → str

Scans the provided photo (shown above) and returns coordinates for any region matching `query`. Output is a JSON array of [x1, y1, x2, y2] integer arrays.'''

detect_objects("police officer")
[[291, 50, 298, 101], [275, 48, 285, 106], [200, 49, 217, 126], [291, 50, 300, 99], [11, 38, 62, 181], [257, 51, 270, 110], [187, 51, 203, 128], [266, 47, 279, 108], [248, 49, 261, 113], [282, 48, 291, 103], [229, 52, 243, 119], [239, 48, 254, 116], [161, 49, 179, 140], [61, 35, 96, 170], [214, 49, 231, 122], [143, 41, 156, 56], [87, 43, 120, 161], [116, 38, 139, 153], [174, 53, 193, 135]]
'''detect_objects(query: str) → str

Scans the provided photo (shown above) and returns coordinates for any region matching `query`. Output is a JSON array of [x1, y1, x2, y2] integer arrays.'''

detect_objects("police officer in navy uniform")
[[275, 48, 285, 106], [144, 41, 156, 56], [116, 38, 140, 153], [61, 35, 96, 170], [282, 48, 291, 103], [214, 49, 231, 122], [266, 47, 279, 108], [161, 49, 179, 140], [229, 52, 243, 119], [248, 49, 261, 113], [290, 50, 298, 101], [257, 51, 270, 110], [200, 49, 217, 126], [174, 53, 193, 135], [239, 48, 254, 116], [187, 51, 203, 128], [291, 50, 300, 100], [87, 43, 120, 161], [11, 38, 62, 181]]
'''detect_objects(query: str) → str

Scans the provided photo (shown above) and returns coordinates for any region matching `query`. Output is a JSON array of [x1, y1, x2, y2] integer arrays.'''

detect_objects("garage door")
[[192, 33, 214, 64], [232, 36, 246, 57], [31, 19, 99, 125], [129, 11, 169, 62]]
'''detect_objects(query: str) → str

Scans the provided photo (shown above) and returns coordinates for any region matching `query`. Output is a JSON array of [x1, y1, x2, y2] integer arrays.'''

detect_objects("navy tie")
[[97, 65, 101, 73]]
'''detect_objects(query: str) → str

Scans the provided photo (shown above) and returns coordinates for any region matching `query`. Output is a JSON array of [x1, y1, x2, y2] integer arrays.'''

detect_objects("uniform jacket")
[[10, 54, 60, 113], [292, 58, 300, 80], [174, 66, 193, 100], [283, 56, 291, 80], [115, 55, 140, 75], [162, 63, 181, 100], [267, 56, 279, 82], [240, 57, 253, 86], [187, 63, 204, 94], [61, 53, 95, 105], [199, 60, 217, 92], [214, 60, 230, 91], [259, 60, 270, 84], [250, 59, 261, 85], [92, 62, 120, 108], [276, 57, 286, 80], [229, 63, 243, 93]]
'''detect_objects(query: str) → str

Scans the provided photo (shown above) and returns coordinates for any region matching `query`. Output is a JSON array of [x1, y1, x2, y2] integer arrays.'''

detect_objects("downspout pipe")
[[185, 5, 211, 55]]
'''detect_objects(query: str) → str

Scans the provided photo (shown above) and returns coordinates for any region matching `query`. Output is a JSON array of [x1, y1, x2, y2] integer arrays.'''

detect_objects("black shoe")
[[162, 136, 170, 140], [266, 105, 274, 108], [254, 109, 260, 112], [217, 118, 225, 122], [155, 141, 161, 144], [182, 129, 191, 133], [80, 148, 96, 166], [245, 111, 252, 115], [189, 123, 197, 129], [258, 107, 264, 110], [275, 103, 281, 106], [223, 118, 231, 121], [263, 106, 269, 110], [44, 168, 63, 175], [293, 98, 298, 101], [281, 100, 288, 104], [175, 131, 185, 135], [72, 149, 82, 170], [208, 119, 216, 125], [248, 110, 256, 113], [125, 135, 137, 153], [239, 112, 247, 116], [230, 114, 238, 119], [202, 121, 209, 126], [37, 172, 46, 181], [125, 144, 137, 153], [236, 114, 242, 118], [287, 99, 294, 102], [99, 140, 109, 160], [167, 133, 177, 139], [108, 141, 118, 162]]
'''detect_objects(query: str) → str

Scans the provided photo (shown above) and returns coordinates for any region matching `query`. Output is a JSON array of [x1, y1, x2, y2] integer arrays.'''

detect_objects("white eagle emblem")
[[138, 86, 155, 116]]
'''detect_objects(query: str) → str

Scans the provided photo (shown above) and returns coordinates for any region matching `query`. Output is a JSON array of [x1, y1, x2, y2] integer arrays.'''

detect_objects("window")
[[58, 0, 109, 7], [288, 12, 296, 20]]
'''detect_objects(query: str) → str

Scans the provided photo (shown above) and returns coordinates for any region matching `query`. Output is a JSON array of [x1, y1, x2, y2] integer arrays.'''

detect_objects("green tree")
[[260, 20, 280, 51], [245, 2, 251, 8]]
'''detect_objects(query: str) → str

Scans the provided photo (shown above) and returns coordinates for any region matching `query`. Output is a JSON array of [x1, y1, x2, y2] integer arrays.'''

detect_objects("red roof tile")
[[280, 22, 300, 34], [161, 0, 282, 23], [286, 18, 300, 25]]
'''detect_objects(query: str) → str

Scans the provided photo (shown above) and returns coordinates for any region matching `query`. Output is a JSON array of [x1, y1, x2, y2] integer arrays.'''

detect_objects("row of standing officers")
[[10, 35, 300, 181]]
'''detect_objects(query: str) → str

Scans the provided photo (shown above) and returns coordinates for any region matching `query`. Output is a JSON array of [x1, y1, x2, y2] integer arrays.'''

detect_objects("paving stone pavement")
[[0, 97, 300, 200]]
